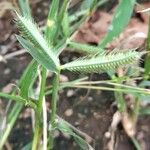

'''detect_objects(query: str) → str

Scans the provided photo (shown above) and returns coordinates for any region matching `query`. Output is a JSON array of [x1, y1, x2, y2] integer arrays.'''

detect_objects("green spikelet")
[[61, 50, 143, 73]]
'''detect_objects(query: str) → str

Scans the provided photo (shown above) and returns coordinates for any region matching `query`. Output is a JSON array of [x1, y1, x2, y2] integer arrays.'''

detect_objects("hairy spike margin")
[[16, 13, 48, 49], [15, 13, 60, 72], [60, 50, 143, 73]]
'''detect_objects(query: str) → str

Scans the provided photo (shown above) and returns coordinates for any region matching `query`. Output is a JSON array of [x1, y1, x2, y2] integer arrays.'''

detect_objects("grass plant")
[[0, 0, 150, 149]]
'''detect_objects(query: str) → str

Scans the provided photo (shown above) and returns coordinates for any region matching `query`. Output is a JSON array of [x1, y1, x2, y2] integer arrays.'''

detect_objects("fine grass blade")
[[56, 118, 94, 150], [89, 0, 98, 13], [99, 0, 136, 48], [69, 0, 108, 23], [45, 77, 88, 95], [20, 60, 38, 98], [53, 39, 68, 56], [68, 41, 103, 54], [80, 0, 95, 11], [67, 85, 150, 96], [144, 16, 150, 79], [53, 0, 70, 40], [18, 0, 32, 19], [0, 60, 38, 148], [21, 142, 32, 150], [131, 137, 141, 150], [140, 107, 150, 115], [45, 0, 59, 44], [80, 0, 98, 14], [16, 35, 59, 72], [47, 0, 59, 19], [62, 10, 70, 38], [70, 0, 108, 35], [0, 92, 36, 108]]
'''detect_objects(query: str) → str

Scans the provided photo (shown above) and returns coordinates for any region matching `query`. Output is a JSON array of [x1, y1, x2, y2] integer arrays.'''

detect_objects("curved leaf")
[[16, 35, 59, 73], [99, 0, 136, 48]]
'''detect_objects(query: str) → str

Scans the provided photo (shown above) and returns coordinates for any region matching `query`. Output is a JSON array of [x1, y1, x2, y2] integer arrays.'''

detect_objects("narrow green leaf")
[[8, 60, 38, 120], [80, 0, 94, 10], [68, 41, 102, 54], [69, 0, 108, 23], [16, 35, 59, 72], [55, 0, 70, 39], [131, 137, 141, 150], [89, 0, 98, 12], [53, 39, 67, 56], [139, 80, 150, 88], [69, 0, 108, 34], [62, 10, 70, 38], [0, 92, 36, 109], [140, 107, 150, 115], [139, 95, 150, 102], [0, 60, 38, 148], [46, 0, 59, 44], [144, 16, 150, 78], [56, 118, 94, 150], [99, 0, 136, 48], [47, 0, 59, 19], [80, 0, 97, 13], [61, 50, 142, 73], [21, 142, 32, 150], [69, 9, 87, 23], [20, 60, 38, 98], [58, 0, 70, 23], [16, 13, 60, 72], [68, 84, 150, 96], [18, 0, 32, 19], [45, 77, 88, 95]]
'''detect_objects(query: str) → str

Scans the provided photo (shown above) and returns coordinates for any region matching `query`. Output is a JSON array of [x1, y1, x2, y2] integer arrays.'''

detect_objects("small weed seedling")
[[0, 0, 149, 150]]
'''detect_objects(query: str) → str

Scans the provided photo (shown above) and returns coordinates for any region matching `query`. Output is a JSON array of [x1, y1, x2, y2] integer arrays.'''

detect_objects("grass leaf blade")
[[56, 118, 94, 150], [18, 0, 32, 19], [68, 41, 102, 54], [0, 92, 36, 109], [16, 13, 60, 72], [20, 60, 38, 98], [99, 0, 136, 48], [16, 35, 59, 72]]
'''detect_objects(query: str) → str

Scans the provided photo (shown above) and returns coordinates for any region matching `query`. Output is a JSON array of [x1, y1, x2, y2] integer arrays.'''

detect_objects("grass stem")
[[32, 67, 47, 149], [32, 116, 42, 150], [0, 103, 23, 149], [49, 72, 60, 149], [144, 15, 150, 79]]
